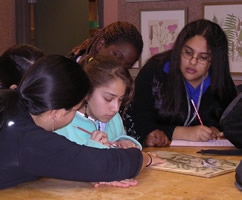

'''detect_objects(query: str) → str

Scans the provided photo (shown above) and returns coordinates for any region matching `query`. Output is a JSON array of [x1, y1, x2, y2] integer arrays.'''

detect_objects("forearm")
[[172, 126, 192, 140], [23, 135, 143, 182], [141, 152, 151, 171], [172, 125, 214, 141]]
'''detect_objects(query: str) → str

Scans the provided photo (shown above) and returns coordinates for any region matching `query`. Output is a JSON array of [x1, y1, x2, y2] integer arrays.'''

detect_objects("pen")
[[73, 124, 117, 147], [191, 99, 203, 125]]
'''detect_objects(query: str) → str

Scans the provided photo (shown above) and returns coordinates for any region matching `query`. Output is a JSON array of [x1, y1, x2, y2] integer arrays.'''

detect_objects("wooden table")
[[0, 147, 241, 200]]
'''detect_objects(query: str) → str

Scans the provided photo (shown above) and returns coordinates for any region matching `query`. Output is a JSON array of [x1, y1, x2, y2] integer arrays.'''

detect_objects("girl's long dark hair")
[[0, 55, 90, 131], [158, 19, 237, 123]]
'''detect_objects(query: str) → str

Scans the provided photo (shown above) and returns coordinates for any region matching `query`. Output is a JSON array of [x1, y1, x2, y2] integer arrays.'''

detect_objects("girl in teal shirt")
[[56, 55, 142, 149]]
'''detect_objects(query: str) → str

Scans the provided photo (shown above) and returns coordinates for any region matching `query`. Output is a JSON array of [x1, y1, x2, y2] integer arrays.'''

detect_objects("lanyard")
[[183, 76, 204, 126]]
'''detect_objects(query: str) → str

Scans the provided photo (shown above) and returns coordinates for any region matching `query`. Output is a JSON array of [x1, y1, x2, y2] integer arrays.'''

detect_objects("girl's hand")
[[143, 152, 166, 168], [184, 125, 213, 141], [210, 126, 224, 140], [145, 130, 171, 147], [92, 179, 138, 188], [115, 140, 140, 149], [91, 130, 110, 147]]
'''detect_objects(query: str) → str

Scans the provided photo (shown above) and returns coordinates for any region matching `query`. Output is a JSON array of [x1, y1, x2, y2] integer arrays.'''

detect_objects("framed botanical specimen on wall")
[[139, 8, 187, 67], [203, 2, 242, 75]]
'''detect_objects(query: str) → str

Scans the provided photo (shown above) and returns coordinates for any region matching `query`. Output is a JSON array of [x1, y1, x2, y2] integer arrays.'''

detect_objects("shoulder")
[[136, 51, 171, 82], [221, 93, 242, 123], [108, 113, 123, 126], [56, 112, 94, 136], [106, 113, 125, 134]]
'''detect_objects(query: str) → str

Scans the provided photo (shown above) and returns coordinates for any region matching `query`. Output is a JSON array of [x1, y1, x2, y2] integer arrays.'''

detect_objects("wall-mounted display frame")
[[139, 8, 187, 68], [203, 2, 242, 75]]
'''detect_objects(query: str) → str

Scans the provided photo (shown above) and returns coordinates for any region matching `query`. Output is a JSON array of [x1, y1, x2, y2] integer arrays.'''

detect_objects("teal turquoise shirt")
[[56, 112, 142, 149]]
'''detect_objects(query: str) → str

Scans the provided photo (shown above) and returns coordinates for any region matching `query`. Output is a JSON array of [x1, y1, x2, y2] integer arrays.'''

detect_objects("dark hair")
[[0, 44, 45, 89], [69, 21, 143, 66], [0, 55, 90, 130], [83, 55, 134, 106], [158, 19, 237, 122]]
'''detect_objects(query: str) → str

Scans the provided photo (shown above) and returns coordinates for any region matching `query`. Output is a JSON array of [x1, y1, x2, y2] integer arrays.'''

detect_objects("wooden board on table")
[[149, 151, 239, 178]]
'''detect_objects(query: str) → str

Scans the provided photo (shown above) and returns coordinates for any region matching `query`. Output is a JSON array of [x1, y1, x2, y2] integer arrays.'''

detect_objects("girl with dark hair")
[[0, 44, 45, 89], [126, 19, 237, 147], [0, 55, 163, 189], [69, 21, 143, 69], [56, 55, 142, 149]]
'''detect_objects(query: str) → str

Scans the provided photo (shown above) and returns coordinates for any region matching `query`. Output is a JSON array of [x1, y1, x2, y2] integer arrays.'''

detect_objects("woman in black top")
[[125, 19, 237, 147], [0, 55, 163, 189]]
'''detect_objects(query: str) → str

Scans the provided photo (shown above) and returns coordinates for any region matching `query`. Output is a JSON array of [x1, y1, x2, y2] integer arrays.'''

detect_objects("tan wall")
[[118, 0, 242, 28], [104, 0, 118, 27], [0, 0, 15, 54]]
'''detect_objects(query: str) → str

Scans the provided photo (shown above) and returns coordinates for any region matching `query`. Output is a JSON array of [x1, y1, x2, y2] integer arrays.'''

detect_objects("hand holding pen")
[[91, 130, 111, 147], [73, 124, 117, 147], [191, 100, 223, 140]]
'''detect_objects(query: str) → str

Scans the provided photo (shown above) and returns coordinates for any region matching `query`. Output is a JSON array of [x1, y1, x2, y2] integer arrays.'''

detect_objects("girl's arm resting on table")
[[172, 125, 216, 141], [93, 151, 166, 188], [141, 152, 166, 170], [22, 132, 143, 182]]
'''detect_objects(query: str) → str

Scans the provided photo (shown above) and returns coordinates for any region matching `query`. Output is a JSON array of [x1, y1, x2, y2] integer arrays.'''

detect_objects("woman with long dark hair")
[[126, 19, 237, 147]]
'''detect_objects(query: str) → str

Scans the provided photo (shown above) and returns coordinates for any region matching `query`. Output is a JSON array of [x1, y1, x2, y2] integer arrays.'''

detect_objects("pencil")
[[190, 99, 203, 125], [73, 124, 117, 147]]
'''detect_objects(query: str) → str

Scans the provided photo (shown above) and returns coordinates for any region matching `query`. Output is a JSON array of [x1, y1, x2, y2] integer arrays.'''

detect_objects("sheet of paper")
[[170, 139, 234, 147]]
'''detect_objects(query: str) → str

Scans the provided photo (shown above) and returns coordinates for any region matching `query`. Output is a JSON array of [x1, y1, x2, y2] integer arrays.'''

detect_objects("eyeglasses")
[[181, 46, 211, 65]]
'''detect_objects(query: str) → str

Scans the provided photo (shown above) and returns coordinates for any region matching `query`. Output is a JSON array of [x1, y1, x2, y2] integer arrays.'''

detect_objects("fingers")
[[146, 152, 166, 166], [116, 140, 140, 149], [199, 133, 212, 141], [219, 132, 224, 137], [211, 127, 224, 140], [145, 130, 170, 147], [91, 131, 110, 147], [120, 179, 138, 186], [91, 131, 108, 141], [145, 134, 156, 147], [193, 126, 214, 141], [92, 179, 137, 188], [200, 127, 224, 141]]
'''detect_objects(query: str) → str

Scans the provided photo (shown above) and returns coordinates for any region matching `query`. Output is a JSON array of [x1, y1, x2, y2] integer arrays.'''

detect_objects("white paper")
[[170, 139, 234, 147]]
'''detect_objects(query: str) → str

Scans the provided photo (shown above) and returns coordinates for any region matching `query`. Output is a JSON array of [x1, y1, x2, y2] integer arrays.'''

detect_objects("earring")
[[84, 101, 88, 118]]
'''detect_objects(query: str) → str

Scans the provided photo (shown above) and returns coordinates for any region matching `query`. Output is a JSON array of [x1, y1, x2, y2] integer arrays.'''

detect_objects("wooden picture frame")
[[203, 2, 242, 76]]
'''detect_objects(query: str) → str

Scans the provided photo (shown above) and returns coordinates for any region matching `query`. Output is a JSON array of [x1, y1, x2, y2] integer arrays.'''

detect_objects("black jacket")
[[0, 100, 142, 189], [221, 93, 242, 149]]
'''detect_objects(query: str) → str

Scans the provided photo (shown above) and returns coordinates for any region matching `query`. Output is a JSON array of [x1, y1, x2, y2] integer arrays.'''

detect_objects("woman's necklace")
[[183, 75, 204, 126], [97, 121, 101, 131]]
